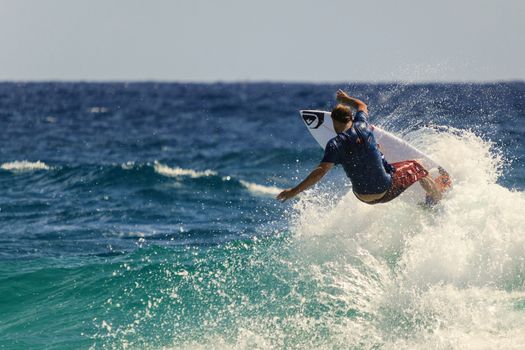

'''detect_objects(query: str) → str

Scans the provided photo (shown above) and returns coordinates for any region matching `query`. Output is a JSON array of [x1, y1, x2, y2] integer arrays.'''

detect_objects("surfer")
[[277, 89, 449, 204]]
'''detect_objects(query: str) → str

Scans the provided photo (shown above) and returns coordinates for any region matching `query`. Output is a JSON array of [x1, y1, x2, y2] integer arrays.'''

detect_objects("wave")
[[8, 129, 523, 349], [1, 160, 280, 200], [285, 126, 525, 348], [0, 160, 51, 172], [239, 180, 282, 196], [0, 160, 283, 205], [153, 161, 217, 178], [136, 127, 523, 350], [153, 161, 281, 197]]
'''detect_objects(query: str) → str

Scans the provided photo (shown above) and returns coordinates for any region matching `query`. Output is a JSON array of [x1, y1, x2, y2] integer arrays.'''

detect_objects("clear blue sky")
[[1, 0, 523, 82]]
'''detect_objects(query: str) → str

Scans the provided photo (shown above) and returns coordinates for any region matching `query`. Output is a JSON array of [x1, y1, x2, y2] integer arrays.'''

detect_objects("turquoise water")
[[1, 82, 524, 349]]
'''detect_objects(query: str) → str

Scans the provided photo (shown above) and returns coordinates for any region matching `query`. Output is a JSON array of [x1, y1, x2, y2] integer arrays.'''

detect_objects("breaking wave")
[[153, 161, 217, 178], [284, 127, 525, 349], [1, 160, 51, 172]]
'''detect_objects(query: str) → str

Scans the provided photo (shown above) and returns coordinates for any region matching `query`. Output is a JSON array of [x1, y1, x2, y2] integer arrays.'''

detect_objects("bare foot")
[[421, 167, 452, 206], [419, 176, 443, 203]]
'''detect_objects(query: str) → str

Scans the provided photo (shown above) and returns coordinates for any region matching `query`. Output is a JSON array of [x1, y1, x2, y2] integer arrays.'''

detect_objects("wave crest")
[[1, 160, 51, 172], [153, 161, 217, 178], [239, 180, 282, 196]]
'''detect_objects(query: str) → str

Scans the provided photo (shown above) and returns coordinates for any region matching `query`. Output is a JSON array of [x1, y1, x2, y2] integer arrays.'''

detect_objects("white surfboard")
[[300, 110, 449, 201]]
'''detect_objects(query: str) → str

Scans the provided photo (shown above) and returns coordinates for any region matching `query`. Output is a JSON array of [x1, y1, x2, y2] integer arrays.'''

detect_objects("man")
[[277, 89, 448, 204]]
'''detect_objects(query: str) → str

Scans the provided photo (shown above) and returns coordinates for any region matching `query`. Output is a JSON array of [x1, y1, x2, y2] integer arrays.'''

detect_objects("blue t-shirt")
[[321, 111, 393, 194]]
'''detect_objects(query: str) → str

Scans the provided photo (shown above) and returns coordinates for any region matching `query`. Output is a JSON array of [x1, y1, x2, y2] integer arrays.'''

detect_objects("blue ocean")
[[1, 82, 524, 349]]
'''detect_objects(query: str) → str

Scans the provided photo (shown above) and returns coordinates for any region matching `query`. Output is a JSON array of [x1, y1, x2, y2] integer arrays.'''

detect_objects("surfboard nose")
[[300, 110, 325, 129]]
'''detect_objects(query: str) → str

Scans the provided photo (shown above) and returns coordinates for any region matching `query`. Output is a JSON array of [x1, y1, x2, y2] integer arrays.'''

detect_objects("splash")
[[287, 127, 525, 348], [91, 129, 525, 349]]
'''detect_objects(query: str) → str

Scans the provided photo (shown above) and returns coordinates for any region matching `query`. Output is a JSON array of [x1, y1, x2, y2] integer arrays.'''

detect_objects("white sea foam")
[[120, 161, 135, 170], [153, 161, 281, 196], [239, 180, 282, 196], [1, 160, 51, 172], [287, 127, 525, 348], [153, 161, 217, 178], [177, 128, 525, 349], [88, 106, 109, 113], [109, 128, 525, 350]]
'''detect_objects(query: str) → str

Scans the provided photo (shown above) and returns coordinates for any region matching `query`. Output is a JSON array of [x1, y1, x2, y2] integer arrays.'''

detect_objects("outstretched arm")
[[276, 162, 334, 202], [336, 89, 368, 114]]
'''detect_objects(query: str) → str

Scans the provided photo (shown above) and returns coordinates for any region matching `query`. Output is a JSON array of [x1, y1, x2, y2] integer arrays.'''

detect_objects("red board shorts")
[[369, 160, 429, 204]]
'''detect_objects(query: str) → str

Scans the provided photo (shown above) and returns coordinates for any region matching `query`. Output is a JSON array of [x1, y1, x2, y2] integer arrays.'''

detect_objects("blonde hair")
[[331, 104, 352, 123]]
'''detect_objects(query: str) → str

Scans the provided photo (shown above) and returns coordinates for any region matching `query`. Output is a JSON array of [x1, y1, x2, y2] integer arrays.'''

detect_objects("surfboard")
[[300, 110, 451, 202]]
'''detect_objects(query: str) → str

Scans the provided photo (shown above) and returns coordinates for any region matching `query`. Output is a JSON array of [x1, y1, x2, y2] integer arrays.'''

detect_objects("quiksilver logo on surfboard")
[[302, 111, 324, 129]]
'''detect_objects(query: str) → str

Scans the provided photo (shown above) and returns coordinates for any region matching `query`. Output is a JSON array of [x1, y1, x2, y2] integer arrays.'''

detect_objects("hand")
[[276, 188, 297, 202], [336, 89, 350, 102]]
